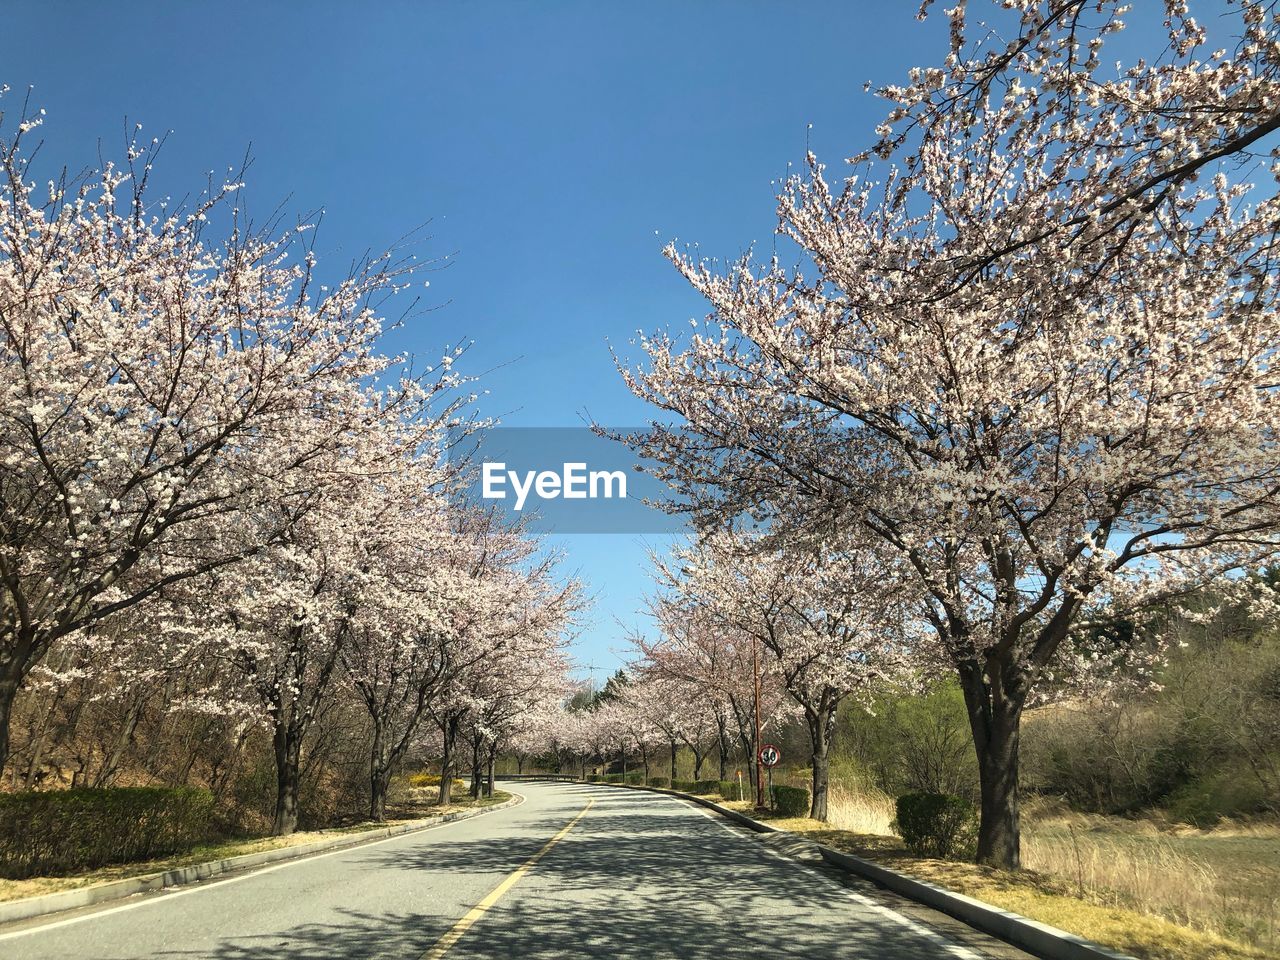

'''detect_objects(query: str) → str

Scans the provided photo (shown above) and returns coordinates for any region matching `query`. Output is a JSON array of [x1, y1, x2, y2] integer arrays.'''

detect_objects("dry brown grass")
[[1020, 802, 1279, 953], [709, 786, 1276, 960], [824, 784, 897, 836]]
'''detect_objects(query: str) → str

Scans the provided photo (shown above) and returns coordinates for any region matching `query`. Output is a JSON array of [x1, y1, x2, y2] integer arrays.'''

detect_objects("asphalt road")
[[0, 781, 1021, 959]]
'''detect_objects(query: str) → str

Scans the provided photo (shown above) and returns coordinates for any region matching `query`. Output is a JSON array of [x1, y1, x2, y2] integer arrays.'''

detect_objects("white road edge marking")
[[677, 798, 985, 960], [0, 792, 526, 943]]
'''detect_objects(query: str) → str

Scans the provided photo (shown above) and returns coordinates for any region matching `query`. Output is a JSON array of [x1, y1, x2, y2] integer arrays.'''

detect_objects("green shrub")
[[894, 792, 977, 860], [602, 773, 623, 783], [718, 780, 742, 801], [671, 779, 694, 792], [647, 776, 670, 788], [586, 774, 602, 782], [692, 780, 719, 795], [0, 786, 216, 879], [624, 772, 644, 785], [771, 785, 810, 817]]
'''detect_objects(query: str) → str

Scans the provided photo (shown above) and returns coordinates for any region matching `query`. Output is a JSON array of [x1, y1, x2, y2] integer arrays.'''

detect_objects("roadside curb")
[[0, 792, 524, 927], [816, 845, 1136, 960], [587, 781, 1136, 960]]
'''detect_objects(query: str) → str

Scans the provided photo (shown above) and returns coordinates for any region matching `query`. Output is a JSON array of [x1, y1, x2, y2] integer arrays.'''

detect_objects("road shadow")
[[146, 787, 955, 960]]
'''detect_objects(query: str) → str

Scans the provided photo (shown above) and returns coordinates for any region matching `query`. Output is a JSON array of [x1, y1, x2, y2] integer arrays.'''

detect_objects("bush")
[[894, 792, 977, 860], [771, 785, 810, 817], [692, 780, 719, 795], [0, 786, 216, 879], [406, 771, 441, 788], [672, 779, 696, 792], [647, 776, 670, 789], [718, 780, 742, 801], [624, 772, 644, 785], [838, 680, 977, 799], [586, 773, 602, 783]]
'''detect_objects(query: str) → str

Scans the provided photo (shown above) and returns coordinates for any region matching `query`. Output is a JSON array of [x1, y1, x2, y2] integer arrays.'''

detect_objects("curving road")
[[0, 782, 1030, 959]]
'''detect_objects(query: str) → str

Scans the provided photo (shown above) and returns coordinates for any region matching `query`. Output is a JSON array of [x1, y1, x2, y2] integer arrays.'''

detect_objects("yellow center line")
[[420, 798, 594, 959]]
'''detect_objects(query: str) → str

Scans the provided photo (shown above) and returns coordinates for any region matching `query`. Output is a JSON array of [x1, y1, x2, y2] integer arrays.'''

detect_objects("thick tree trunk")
[[959, 660, 1024, 868], [0, 655, 27, 780], [669, 738, 678, 781], [469, 732, 483, 799], [486, 745, 496, 797], [437, 715, 460, 806], [693, 747, 704, 780], [806, 703, 835, 821], [516, 755, 525, 775], [272, 723, 302, 836]]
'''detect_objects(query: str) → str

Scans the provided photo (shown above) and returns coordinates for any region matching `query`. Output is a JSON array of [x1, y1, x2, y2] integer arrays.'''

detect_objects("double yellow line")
[[421, 798, 594, 959]]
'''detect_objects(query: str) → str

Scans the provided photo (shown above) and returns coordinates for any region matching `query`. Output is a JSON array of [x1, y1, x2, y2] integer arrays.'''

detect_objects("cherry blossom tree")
[[0, 103, 449, 778], [636, 579, 791, 790], [618, 2, 1280, 865], [430, 512, 579, 805], [670, 529, 918, 819], [623, 673, 712, 783], [337, 484, 463, 822]]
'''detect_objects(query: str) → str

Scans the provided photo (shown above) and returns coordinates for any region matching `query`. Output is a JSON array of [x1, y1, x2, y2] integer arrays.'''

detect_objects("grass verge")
[[0, 790, 510, 904], [691, 788, 1272, 960]]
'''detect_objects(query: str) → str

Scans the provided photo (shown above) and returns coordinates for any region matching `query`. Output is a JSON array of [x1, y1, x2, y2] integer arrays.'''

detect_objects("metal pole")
[[753, 634, 764, 808]]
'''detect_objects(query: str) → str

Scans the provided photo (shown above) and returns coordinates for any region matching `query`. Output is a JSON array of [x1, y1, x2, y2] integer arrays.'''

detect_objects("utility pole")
[[753, 633, 764, 808]]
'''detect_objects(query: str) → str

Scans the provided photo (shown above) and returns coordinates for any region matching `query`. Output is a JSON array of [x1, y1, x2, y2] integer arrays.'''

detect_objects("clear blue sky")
[[1, 2, 953, 678]]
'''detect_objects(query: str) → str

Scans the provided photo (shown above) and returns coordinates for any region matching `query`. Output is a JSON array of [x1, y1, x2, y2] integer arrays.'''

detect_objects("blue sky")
[[1, 2, 954, 678]]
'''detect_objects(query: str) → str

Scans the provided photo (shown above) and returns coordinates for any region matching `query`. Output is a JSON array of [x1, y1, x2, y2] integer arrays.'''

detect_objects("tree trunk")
[[486, 745, 496, 797], [92, 698, 144, 789], [716, 712, 729, 781], [437, 714, 460, 806], [737, 730, 755, 789], [693, 746, 705, 780], [959, 659, 1024, 868], [516, 754, 525, 774], [369, 720, 390, 821], [22, 685, 65, 790], [806, 701, 835, 821], [669, 738, 678, 782], [469, 732, 483, 799], [0, 655, 26, 780], [272, 722, 302, 836]]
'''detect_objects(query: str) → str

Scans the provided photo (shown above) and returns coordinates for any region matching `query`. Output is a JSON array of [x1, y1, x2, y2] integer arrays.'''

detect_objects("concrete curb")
[[0, 792, 523, 927], [588, 781, 1136, 960], [816, 846, 1136, 960]]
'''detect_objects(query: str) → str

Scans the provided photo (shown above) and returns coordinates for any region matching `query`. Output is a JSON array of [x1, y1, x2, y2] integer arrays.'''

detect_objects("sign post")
[[758, 744, 781, 810]]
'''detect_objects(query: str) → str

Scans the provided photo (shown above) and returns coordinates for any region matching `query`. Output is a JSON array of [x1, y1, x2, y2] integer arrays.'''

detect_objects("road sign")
[[759, 744, 781, 768]]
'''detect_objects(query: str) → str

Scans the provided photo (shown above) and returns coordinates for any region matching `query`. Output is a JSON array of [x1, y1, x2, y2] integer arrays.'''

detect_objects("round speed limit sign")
[[759, 744, 781, 768]]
